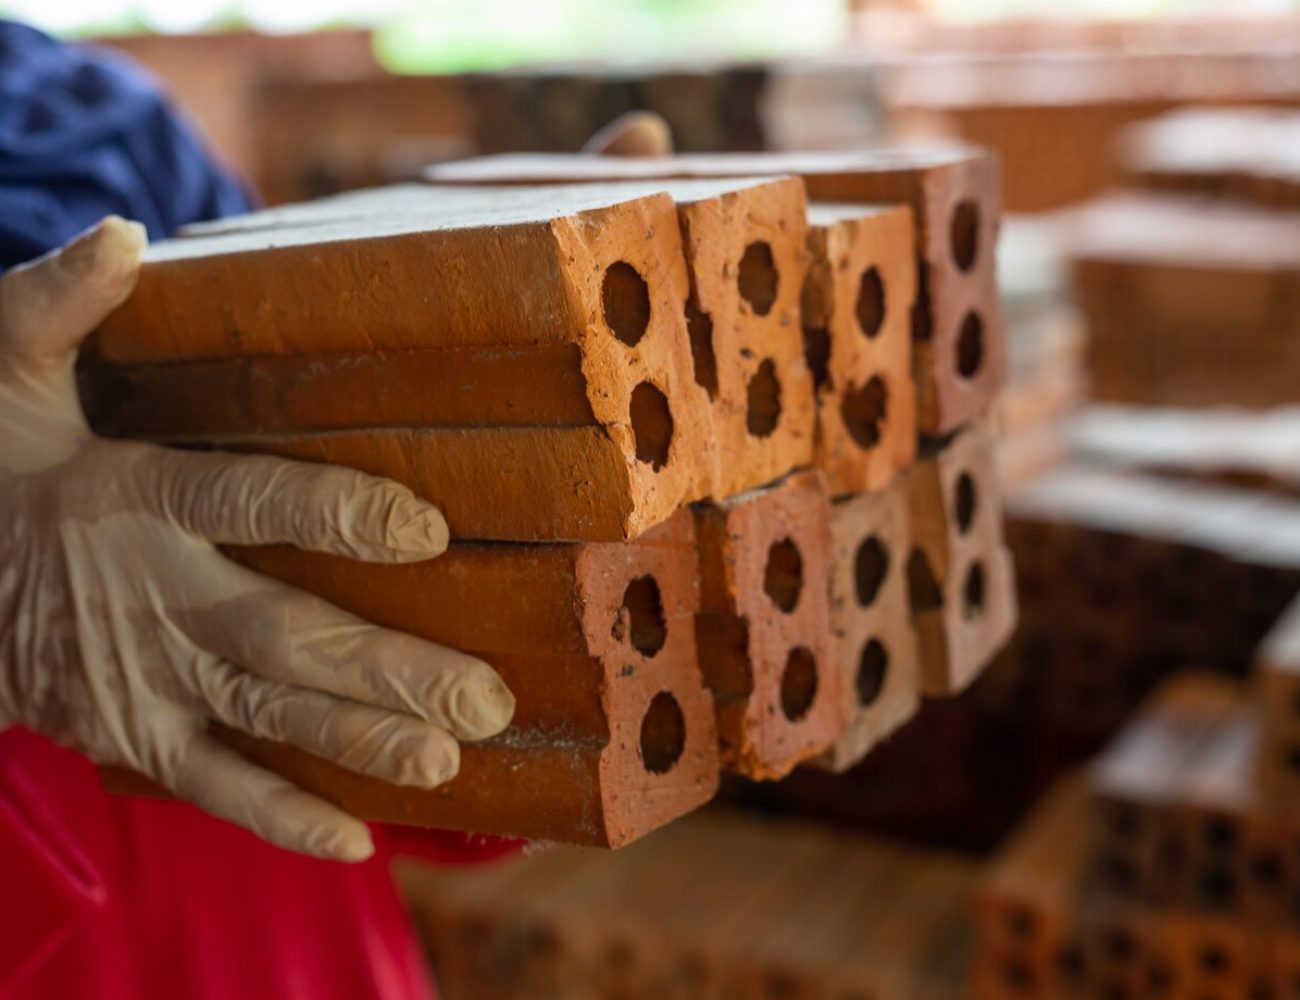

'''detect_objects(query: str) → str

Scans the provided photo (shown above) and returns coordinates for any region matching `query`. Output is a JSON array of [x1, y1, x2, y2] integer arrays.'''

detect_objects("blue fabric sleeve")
[[0, 20, 254, 269]]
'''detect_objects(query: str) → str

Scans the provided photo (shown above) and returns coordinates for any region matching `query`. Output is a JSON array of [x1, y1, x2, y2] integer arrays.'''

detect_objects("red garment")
[[0, 726, 518, 999]]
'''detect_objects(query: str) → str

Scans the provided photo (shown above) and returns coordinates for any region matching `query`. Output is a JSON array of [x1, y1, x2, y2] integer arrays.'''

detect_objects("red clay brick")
[[814, 480, 921, 772], [110, 511, 719, 848], [905, 419, 1017, 696], [84, 183, 717, 542], [692, 470, 845, 778], [803, 202, 918, 497]]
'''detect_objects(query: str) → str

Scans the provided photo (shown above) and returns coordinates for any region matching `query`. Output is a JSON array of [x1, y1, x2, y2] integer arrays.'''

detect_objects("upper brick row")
[[83, 148, 1007, 544]]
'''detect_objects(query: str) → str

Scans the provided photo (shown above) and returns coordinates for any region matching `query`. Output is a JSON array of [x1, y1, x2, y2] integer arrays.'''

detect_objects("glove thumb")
[[0, 216, 147, 372]]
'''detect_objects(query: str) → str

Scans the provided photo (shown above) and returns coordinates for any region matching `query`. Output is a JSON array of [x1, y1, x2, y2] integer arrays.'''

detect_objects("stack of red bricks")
[[976, 623, 1300, 999], [1116, 107, 1300, 211], [398, 807, 976, 1000], [82, 148, 1016, 847], [990, 464, 1300, 745]]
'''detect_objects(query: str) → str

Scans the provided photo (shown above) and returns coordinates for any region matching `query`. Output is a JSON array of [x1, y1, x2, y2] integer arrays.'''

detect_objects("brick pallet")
[[1087, 676, 1300, 927], [426, 147, 1008, 437], [1065, 192, 1300, 409], [399, 808, 976, 1000], [975, 770, 1300, 1000], [993, 465, 1300, 742]]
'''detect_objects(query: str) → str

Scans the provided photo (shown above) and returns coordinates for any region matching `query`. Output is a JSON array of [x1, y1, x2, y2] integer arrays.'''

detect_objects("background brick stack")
[[975, 664, 1300, 999], [398, 808, 976, 1000], [85, 148, 1018, 843]]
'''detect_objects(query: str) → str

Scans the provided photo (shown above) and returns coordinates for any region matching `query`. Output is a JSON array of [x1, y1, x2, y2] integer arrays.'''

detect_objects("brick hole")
[[764, 538, 803, 613], [602, 261, 651, 347], [1057, 945, 1086, 982], [780, 647, 818, 722], [1000, 958, 1032, 991], [907, 548, 943, 614], [1204, 817, 1238, 855], [684, 294, 719, 399], [912, 258, 933, 340], [1101, 980, 1130, 1000], [1105, 928, 1136, 962], [615, 575, 666, 657], [1147, 960, 1175, 995], [630, 382, 673, 470], [738, 241, 778, 316], [854, 535, 889, 608], [1284, 744, 1300, 772], [799, 271, 831, 390], [840, 375, 887, 450], [955, 471, 977, 534], [1250, 851, 1283, 886], [1200, 944, 1231, 975], [1157, 833, 1187, 874], [855, 266, 885, 339], [1007, 907, 1037, 939], [856, 639, 888, 707], [640, 692, 686, 774], [1099, 851, 1139, 892], [760, 971, 800, 999], [956, 311, 984, 379], [963, 561, 987, 618], [1197, 866, 1238, 910], [950, 199, 980, 272], [1247, 977, 1276, 1000], [746, 358, 782, 438], [1109, 803, 1142, 840]]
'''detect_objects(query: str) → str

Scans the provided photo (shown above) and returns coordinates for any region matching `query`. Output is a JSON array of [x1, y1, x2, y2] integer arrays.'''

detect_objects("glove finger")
[[165, 733, 375, 862], [198, 660, 460, 789], [178, 567, 515, 742], [145, 448, 448, 562], [0, 216, 147, 367]]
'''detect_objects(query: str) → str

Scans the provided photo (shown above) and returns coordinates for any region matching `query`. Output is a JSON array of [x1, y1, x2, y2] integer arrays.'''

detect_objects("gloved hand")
[[0, 217, 515, 862]]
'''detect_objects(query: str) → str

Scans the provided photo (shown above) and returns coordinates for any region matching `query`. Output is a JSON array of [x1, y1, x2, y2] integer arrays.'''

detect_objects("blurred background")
[[18, 1, 1300, 996]]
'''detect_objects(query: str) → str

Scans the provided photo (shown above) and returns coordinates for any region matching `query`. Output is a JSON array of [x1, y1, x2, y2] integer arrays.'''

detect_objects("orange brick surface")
[[130, 511, 720, 847], [426, 147, 1008, 435], [803, 202, 918, 497], [692, 471, 846, 778], [84, 183, 717, 542]]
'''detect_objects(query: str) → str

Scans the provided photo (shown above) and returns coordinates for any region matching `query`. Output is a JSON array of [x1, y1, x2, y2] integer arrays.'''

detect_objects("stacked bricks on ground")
[[398, 807, 976, 1000], [84, 180, 816, 845], [1254, 596, 1300, 807], [734, 462, 1300, 852], [992, 465, 1300, 746], [879, 42, 1300, 212], [975, 764, 1300, 1000], [992, 217, 1088, 492], [1116, 107, 1300, 210], [1065, 191, 1300, 408]]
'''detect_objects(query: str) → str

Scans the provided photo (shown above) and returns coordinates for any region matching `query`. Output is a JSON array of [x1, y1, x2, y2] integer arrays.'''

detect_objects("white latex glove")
[[0, 218, 515, 862]]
